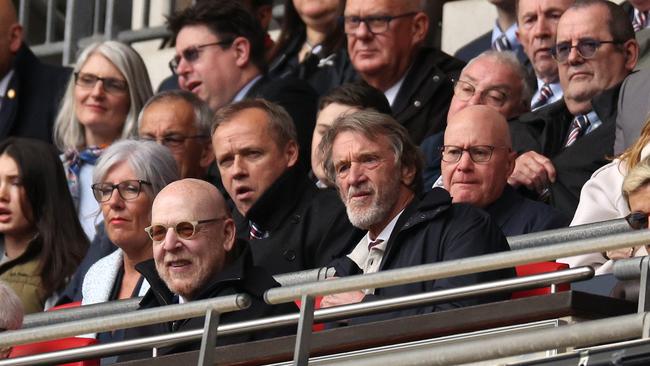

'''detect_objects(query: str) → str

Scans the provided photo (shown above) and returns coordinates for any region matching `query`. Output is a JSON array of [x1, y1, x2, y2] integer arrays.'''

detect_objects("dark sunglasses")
[[145, 218, 226, 242], [625, 211, 649, 230], [168, 39, 233, 73]]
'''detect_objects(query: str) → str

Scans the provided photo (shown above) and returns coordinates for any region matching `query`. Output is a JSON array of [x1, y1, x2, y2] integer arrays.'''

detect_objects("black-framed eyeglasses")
[[343, 11, 418, 35], [140, 135, 209, 149], [552, 38, 623, 63], [74, 72, 128, 94], [91, 180, 152, 203], [145, 218, 227, 242], [625, 211, 649, 230], [440, 145, 510, 164], [169, 39, 234, 73], [452, 79, 509, 108]]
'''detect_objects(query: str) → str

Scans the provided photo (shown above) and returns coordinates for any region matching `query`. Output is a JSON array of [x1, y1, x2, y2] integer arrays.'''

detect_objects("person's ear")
[[9, 24, 23, 53], [199, 140, 215, 169], [284, 140, 299, 167], [622, 39, 639, 72], [410, 12, 429, 46], [400, 163, 416, 187], [232, 37, 251, 68], [222, 218, 236, 253]]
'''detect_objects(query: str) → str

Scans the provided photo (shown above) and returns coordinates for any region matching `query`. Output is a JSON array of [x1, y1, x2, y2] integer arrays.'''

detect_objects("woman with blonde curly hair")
[[559, 117, 650, 273]]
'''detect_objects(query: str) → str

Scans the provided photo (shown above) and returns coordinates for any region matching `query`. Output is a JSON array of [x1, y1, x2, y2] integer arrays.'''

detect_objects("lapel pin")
[[7, 89, 15, 99]]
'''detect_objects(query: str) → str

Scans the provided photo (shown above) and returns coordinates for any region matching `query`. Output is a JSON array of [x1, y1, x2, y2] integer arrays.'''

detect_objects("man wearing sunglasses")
[[508, 0, 639, 218], [343, 0, 464, 144], [0, 0, 70, 144], [441, 105, 568, 236], [120, 179, 295, 359], [166, 0, 318, 167]]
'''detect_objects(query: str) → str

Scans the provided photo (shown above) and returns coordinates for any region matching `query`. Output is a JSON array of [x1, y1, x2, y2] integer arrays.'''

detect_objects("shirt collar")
[[384, 72, 408, 107], [0, 69, 14, 98], [491, 22, 520, 49], [233, 74, 263, 102], [368, 209, 405, 243]]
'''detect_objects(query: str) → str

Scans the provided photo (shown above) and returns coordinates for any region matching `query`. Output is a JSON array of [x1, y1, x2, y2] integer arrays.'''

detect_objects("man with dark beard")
[[318, 110, 514, 321]]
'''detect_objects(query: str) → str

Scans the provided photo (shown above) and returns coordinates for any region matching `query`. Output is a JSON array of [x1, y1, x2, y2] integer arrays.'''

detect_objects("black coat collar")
[[243, 165, 311, 232]]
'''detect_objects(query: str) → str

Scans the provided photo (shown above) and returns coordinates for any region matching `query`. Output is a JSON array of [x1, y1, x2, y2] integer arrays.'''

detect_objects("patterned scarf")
[[62, 145, 105, 209]]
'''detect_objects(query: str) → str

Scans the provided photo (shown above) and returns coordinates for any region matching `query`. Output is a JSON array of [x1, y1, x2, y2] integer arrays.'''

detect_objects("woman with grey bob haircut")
[[92, 140, 179, 197], [54, 40, 153, 242], [80, 140, 178, 342]]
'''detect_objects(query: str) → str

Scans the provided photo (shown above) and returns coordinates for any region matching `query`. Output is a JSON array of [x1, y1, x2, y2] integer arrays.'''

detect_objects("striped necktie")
[[249, 221, 269, 240], [532, 83, 554, 109], [565, 115, 591, 147], [633, 9, 648, 32], [492, 34, 512, 51]]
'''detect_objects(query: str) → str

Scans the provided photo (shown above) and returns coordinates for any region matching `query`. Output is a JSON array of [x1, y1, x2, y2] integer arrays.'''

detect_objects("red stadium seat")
[[9, 337, 99, 366], [9, 301, 99, 365], [512, 262, 570, 299], [48, 301, 82, 311], [295, 296, 325, 331]]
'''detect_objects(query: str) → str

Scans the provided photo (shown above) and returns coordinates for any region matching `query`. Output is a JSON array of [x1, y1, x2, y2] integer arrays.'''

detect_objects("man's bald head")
[[0, 0, 22, 78], [448, 105, 512, 149], [442, 105, 516, 208], [152, 178, 236, 300], [154, 178, 229, 221]]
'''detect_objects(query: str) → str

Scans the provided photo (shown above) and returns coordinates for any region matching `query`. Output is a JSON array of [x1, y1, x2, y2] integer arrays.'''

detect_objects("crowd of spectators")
[[2, 0, 650, 361]]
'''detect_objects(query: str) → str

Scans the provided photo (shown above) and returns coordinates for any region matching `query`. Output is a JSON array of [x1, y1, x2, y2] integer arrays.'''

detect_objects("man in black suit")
[[167, 0, 317, 165], [0, 0, 70, 143], [211, 99, 360, 275], [344, 0, 465, 144], [318, 110, 513, 321], [441, 105, 568, 236], [455, 0, 527, 64], [508, 0, 638, 217]]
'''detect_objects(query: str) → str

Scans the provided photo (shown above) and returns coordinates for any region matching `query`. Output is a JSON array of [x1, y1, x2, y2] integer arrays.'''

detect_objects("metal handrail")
[[23, 297, 141, 329], [508, 218, 631, 250], [22, 267, 336, 329], [266, 230, 650, 304], [0, 268, 592, 366], [0, 295, 249, 349], [309, 312, 650, 366]]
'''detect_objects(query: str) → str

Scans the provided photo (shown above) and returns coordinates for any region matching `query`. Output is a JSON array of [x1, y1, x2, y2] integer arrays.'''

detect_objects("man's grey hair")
[[0, 282, 23, 331], [320, 110, 424, 193], [465, 50, 532, 109], [138, 90, 214, 137], [212, 99, 298, 150], [54, 41, 153, 151], [93, 140, 179, 198]]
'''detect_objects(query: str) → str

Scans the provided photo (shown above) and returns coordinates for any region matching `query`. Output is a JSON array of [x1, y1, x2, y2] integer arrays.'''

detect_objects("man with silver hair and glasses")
[[0, 281, 24, 358], [139, 90, 216, 181], [343, 0, 464, 144], [421, 50, 533, 187], [318, 110, 513, 321]]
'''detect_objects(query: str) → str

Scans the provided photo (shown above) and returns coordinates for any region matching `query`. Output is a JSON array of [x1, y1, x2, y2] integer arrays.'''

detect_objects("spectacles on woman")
[[74, 72, 128, 94], [91, 180, 152, 202]]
